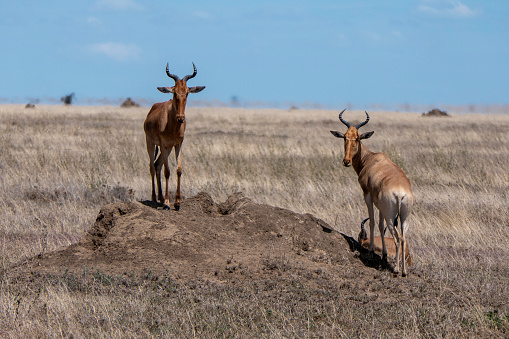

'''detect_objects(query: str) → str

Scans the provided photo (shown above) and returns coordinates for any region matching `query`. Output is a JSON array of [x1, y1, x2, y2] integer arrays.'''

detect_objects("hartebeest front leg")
[[146, 142, 157, 202], [160, 146, 171, 206], [154, 152, 163, 202], [364, 193, 376, 255], [174, 142, 183, 210]]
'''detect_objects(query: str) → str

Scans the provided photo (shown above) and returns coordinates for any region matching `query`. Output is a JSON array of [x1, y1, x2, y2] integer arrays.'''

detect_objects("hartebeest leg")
[[174, 143, 183, 210], [389, 221, 402, 275], [146, 142, 157, 202], [401, 234, 407, 276], [378, 210, 387, 261], [401, 197, 412, 276], [364, 193, 376, 255], [155, 151, 164, 203], [160, 146, 171, 206]]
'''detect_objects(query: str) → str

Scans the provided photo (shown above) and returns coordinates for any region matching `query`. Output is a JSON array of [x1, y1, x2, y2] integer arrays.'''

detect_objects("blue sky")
[[1, 1, 508, 108]]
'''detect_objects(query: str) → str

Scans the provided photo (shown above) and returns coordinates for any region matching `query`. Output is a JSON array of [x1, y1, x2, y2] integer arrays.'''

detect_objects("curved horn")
[[361, 217, 369, 231], [354, 111, 370, 130], [165, 63, 180, 82], [182, 62, 197, 82], [338, 109, 351, 128]]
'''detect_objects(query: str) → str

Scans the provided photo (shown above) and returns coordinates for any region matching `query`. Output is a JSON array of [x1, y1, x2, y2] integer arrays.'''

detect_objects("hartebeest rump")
[[143, 62, 205, 210], [358, 218, 412, 266], [331, 110, 414, 276]]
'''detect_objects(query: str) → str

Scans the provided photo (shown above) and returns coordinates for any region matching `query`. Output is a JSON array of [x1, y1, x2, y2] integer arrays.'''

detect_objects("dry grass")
[[0, 104, 508, 337]]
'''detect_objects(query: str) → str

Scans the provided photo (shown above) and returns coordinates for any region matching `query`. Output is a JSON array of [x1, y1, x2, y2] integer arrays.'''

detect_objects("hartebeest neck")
[[352, 142, 374, 176]]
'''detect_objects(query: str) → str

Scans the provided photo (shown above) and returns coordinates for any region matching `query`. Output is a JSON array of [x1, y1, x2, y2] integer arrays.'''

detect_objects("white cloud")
[[418, 0, 476, 18], [94, 0, 143, 10], [88, 43, 140, 61]]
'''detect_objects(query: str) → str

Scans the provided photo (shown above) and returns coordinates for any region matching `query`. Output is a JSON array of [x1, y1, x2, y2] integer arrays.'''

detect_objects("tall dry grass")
[[0, 104, 508, 337]]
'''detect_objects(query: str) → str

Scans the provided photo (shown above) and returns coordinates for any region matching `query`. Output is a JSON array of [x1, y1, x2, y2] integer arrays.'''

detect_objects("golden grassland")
[[0, 104, 508, 337]]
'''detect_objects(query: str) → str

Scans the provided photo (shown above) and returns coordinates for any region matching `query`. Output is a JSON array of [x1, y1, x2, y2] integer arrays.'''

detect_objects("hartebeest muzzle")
[[176, 109, 186, 123]]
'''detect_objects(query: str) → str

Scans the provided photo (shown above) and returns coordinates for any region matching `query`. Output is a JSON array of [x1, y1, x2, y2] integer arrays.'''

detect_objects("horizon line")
[[1, 97, 509, 114]]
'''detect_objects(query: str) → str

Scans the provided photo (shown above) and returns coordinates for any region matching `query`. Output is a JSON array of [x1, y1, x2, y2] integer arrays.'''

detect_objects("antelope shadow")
[[340, 232, 394, 273]]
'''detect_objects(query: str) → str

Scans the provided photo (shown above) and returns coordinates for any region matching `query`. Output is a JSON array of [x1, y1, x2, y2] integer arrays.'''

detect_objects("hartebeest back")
[[143, 62, 205, 210], [331, 110, 414, 276], [358, 218, 412, 266]]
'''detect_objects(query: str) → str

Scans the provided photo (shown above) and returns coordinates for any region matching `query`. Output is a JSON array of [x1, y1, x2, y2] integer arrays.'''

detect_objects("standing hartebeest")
[[330, 110, 414, 276], [143, 62, 205, 210]]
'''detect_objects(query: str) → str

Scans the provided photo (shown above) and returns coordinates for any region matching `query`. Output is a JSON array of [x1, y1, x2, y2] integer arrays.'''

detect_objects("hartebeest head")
[[330, 109, 374, 167], [157, 62, 205, 123]]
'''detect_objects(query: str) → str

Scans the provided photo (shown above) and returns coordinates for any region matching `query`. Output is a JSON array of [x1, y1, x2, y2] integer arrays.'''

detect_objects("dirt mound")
[[422, 108, 450, 117], [17, 193, 377, 283], [120, 97, 140, 107], [9, 193, 508, 337]]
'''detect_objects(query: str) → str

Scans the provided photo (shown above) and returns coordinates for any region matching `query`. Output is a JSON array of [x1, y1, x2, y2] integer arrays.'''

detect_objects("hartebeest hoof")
[[174, 203, 180, 211]]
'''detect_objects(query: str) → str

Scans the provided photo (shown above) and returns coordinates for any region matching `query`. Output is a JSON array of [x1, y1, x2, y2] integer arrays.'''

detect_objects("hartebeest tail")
[[144, 62, 205, 210], [331, 110, 414, 276], [358, 218, 412, 266]]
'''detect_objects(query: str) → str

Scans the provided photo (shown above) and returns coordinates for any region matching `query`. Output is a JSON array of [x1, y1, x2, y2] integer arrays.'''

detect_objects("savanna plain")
[[0, 104, 508, 338]]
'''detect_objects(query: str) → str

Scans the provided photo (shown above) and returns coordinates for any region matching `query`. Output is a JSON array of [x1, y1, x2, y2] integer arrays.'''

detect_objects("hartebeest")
[[331, 110, 414, 276], [358, 218, 412, 266], [143, 62, 205, 210]]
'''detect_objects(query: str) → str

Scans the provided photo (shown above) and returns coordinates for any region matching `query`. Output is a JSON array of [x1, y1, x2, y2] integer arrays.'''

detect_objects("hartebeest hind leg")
[[386, 217, 401, 274], [399, 198, 412, 276], [146, 142, 158, 202], [378, 210, 387, 260], [174, 143, 183, 210]]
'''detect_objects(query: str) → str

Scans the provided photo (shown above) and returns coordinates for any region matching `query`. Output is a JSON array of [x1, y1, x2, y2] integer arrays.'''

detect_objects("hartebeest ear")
[[330, 130, 345, 139], [189, 86, 206, 93], [157, 87, 174, 93], [360, 131, 374, 140]]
